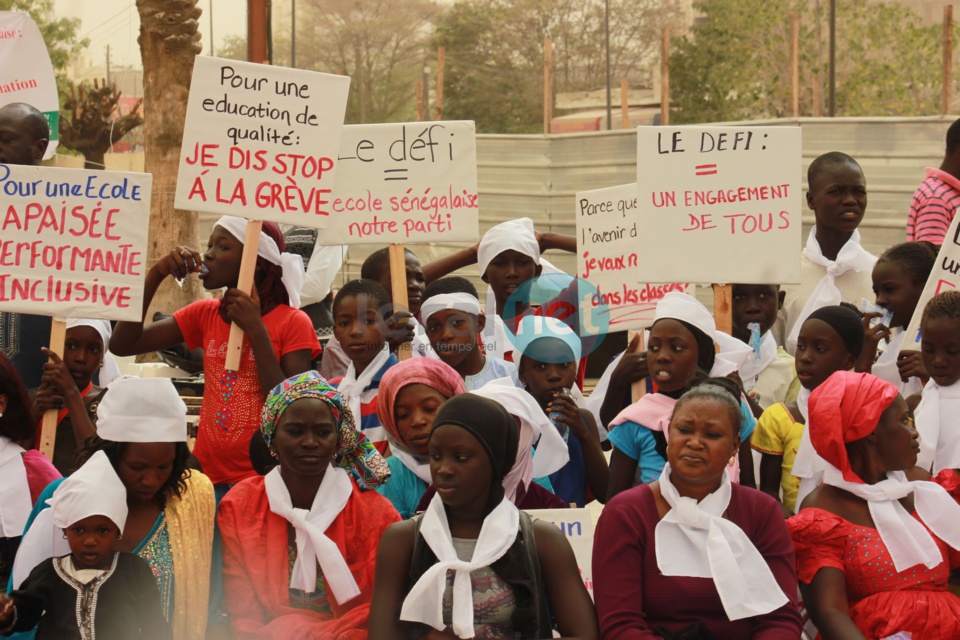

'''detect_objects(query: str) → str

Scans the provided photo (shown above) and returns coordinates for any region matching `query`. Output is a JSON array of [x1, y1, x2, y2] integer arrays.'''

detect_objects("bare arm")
[[369, 520, 418, 640], [607, 447, 638, 502], [422, 244, 478, 284], [757, 452, 792, 518], [738, 433, 756, 489], [578, 409, 609, 504], [534, 520, 599, 640], [800, 568, 866, 640], [538, 232, 577, 254]]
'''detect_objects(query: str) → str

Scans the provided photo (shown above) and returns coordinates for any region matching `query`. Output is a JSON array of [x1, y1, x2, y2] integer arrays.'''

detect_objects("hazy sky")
[[52, 0, 248, 69]]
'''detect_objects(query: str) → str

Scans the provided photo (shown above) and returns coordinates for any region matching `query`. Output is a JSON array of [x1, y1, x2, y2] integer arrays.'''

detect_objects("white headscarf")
[[96, 376, 188, 443], [12, 451, 128, 588], [786, 227, 876, 351], [654, 464, 789, 620], [477, 218, 540, 277], [66, 318, 120, 387], [214, 215, 306, 308], [654, 292, 752, 378]]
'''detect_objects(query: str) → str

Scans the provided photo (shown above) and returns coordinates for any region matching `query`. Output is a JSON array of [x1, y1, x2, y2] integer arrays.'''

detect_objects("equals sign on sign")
[[384, 169, 408, 181], [695, 164, 718, 176]]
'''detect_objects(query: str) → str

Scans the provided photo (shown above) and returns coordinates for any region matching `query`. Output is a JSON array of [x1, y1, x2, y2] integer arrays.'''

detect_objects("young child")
[[32, 319, 111, 475], [731, 284, 800, 415], [857, 241, 937, 397], [914, 290, 960, 474], [752, 304, 864, 515], [1, 451, 169, 640], [330, 279, 398, 453], [110, 216, 320, 488], [376, 358, 466, 518], [420, 277, 519, 390], [514, 315, 608, 507], [781, 152, 877, 352]]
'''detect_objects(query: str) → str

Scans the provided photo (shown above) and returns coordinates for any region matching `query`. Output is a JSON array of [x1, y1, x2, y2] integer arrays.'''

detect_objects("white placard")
[[901, 213, 960, 350], [0, 164, 151, 321], [175, 56, 350, 227], [636, 126, 802, 284], [0, 12, 60, 158], [318, 121, 479, 244], [525, 508, 594, 599], [577, 183, 691, 334]]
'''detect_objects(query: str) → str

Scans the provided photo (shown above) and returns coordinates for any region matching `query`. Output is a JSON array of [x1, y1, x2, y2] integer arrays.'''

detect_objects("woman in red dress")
[[789, 370, 960, 640]]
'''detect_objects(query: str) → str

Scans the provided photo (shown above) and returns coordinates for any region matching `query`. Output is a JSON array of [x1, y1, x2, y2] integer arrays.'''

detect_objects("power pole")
[[209, 0, 215, 57], [248, 0, 269, 63], [106, 44, 111, 84], [291, 0, 296, 68], [604, 0, 612, 131]]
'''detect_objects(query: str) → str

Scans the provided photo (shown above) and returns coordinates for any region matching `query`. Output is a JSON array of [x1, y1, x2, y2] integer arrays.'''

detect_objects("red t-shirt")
[[174, 299, 320, 485]]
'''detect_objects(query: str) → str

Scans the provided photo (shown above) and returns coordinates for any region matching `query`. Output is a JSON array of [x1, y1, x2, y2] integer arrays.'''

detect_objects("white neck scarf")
[[792, 388, 827, 511], [915, 379, 960, 474], [391, 442, 433, 484], [400, 494, 520, 638], [872, 330, 923, 397], [787, 227, 876, 349], [215, 215, 306, 308], [738, 331, 779, 391], [264, 465, 360, 604], [655, 465, 788, 621], [0, 437, 32, 538], [338, 344, 392, 427], [820, 464, 960, 572]]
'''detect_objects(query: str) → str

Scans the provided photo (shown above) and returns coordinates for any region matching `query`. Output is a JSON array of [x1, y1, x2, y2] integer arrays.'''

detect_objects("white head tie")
[[655, 464, 789, 620], [477, 217, 540, 277], [264, 465, 361, 603], [97, 376, 188, 443], [420, 293, 482, 325], [513, 315, 582, 362], [214, 215, 306, 308], [401, 493, 519, 637]]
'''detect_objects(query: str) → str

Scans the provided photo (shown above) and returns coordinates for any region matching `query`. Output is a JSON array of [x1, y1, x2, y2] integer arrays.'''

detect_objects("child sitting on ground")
[[752, 304, 864, 515], [731, 284, 800, 416], [420, 277, 519, 390], [2, 451, 169, 640], [330, 279, 398, 453], [780, 152, 877, 351]]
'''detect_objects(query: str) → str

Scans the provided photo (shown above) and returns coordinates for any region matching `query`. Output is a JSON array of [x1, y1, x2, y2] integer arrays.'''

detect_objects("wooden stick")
[[388, 244, 412, 361], [944, 5, 954, 115], [620, 77, 630, 129], [791, 13, 800, 118], [435, 46, 445, 121], [415, 80, 424, 121], [661, 28, 670, 126], [225, 220, 263, 371], [543, 37, 554, 134], [38, 319, 67, 459], [629, 329, 646, 403], [712, 284, 733, 335]]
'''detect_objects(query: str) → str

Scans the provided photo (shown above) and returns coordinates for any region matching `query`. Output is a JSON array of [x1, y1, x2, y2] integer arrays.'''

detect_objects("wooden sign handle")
[[629, 329, 646, 403], [389, 243, 412, 361], [38, 319, 67, 459], [225, 220, 263, 371], [713, 283, 733, 336]]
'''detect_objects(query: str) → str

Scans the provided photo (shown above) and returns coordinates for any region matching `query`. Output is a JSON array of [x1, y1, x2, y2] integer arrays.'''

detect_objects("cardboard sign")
[[577, 183, 691, 334], [901, 212, 960, 349], [175, 56, 350, 227], [0, 12, 60, 158], [0, 164, 151, 320], [318, 121, 480, 244], [525, 508, 594, 598], [635, 126, 802, 285]]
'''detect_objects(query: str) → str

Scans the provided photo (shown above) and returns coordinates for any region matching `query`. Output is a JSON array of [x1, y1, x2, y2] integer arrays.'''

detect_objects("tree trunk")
[[83, 150, 105, 170], [137, 0, 204, 329]]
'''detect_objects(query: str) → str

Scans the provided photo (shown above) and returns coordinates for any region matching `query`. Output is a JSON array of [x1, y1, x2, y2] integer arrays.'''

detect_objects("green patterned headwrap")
[[261, 371, 390, 490]]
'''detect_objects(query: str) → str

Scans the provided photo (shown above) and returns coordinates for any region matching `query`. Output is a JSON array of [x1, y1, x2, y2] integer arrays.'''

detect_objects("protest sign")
[[635, 126, 802, 285], [0, 164, 151, 321], [577, 182, 690, 334], [318, 121, 480, 244], [175, 56, 350, 227], [901, 212, 960, 350], [525, 508, 594, 598], [0, 12, 60, 158]]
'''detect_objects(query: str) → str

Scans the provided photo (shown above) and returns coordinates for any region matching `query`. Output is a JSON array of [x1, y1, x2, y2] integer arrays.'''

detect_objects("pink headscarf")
[[377, 358, 466, 446], [809, 370, 900, 484]]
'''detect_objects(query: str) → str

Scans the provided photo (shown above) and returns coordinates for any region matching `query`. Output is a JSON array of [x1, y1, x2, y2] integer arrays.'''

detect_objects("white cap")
[[97, 377, 188, 443]]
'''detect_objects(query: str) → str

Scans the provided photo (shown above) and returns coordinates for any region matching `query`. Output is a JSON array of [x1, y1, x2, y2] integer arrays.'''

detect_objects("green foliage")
[[671, 0, 944, 123], [0, 0, 87, 71]]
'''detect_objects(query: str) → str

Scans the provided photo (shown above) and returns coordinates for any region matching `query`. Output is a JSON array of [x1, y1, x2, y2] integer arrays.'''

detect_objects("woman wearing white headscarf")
[[31, 318, 112, 475], [10, 377, 218, 640], [594, 384, 802, 639]]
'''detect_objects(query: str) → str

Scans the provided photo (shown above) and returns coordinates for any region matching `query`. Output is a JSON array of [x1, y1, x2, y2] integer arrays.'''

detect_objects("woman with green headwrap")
[[218, 371, 400, 639]]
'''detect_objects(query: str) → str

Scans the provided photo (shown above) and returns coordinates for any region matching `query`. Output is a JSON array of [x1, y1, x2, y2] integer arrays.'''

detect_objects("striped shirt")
[[907, 167, 960, 244], [331, 353, 398, 455]]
